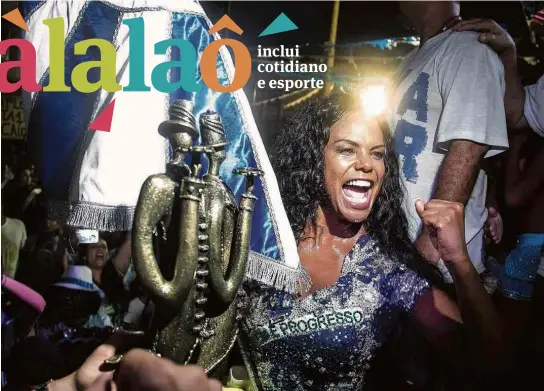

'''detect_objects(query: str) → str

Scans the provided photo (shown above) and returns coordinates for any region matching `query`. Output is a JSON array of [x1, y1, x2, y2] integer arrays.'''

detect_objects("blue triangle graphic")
[[259, 13, 298, 37]]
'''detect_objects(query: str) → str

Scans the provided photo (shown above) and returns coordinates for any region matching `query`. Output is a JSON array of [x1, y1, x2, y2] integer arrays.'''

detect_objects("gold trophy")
[[131, 100, 262, 377]]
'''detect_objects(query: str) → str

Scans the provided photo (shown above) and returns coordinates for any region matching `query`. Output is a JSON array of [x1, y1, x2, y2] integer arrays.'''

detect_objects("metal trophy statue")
[[130, 99, 262, 376]]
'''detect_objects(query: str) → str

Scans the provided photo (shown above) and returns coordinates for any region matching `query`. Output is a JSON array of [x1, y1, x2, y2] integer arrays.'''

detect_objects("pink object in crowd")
[[1, 274, 46, 313]]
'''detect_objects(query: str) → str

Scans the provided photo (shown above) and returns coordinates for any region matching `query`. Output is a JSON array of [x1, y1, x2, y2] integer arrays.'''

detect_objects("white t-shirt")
[[389, 30, 509, 273], [1, 217, 27, 278], [525, 75, 544, 137]]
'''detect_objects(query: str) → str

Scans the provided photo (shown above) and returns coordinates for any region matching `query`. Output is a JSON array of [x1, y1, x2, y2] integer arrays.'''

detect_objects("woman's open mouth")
[[342, 179, 373, 210]]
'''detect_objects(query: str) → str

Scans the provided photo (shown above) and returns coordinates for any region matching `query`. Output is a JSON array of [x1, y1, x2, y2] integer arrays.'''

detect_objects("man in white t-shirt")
[[389, 1, 509, 277], [1, 211, 27, 278], [454, 18, 544, 138]]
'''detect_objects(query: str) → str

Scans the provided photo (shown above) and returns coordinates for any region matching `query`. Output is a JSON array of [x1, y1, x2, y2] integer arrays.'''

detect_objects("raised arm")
[[112, 231, 132, 277], [413, 200, 505, 369], [454, 19, 528, 130]]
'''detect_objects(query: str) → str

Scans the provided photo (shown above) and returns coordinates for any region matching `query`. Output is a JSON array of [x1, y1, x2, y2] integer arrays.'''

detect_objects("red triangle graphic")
[[89, 100, 115, 132]]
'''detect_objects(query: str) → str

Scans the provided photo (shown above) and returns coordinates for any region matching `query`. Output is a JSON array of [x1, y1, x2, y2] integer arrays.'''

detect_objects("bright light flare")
[[360, 85, 386, 117]]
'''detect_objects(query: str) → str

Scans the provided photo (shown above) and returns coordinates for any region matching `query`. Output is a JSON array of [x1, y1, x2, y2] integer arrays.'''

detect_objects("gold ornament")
[[131, 100, 262, 376]]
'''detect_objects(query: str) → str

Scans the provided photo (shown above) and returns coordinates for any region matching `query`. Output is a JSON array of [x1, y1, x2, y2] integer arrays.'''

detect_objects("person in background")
[[37, 265, 112, 341], [391, 1, 509, 283], [28, 164, 38, 188], [492, 130, 544, 391], [2, 165, 15, 189], [29, 220, 64, 256], [454, 17, 544, 137], [455, 14, 544, 389], [81, 233, 132, 326], [121, 278, 149, 331], [14, 238, 66, 300], [3, 166, 33, 216], [3, 165, 46, 248], [1, 203, 27, 279], [499, 130, 544, 308]]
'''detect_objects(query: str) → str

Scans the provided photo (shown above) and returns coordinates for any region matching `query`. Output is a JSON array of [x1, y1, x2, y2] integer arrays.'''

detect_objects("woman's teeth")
[[342, 179, 372, 207], [344, 179, 372, 188]]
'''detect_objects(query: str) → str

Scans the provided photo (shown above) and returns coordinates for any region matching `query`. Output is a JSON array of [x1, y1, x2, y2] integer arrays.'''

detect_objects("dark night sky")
[[0, 1, 532, 54], [202, 1, 530, 51]]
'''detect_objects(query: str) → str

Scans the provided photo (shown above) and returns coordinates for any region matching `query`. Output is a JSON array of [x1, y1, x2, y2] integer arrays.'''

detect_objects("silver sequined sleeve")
[[386, 265, 431, 313]]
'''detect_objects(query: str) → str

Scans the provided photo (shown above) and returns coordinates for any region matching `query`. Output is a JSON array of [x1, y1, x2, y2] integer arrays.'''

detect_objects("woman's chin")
[[91, 259, 105, 268], [338, 207, 370, 224], [338, 197, 373, 223]]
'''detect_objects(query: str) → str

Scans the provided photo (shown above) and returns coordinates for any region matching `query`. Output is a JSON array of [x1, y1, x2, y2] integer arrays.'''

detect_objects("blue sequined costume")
[[241, 235, 430, 390]]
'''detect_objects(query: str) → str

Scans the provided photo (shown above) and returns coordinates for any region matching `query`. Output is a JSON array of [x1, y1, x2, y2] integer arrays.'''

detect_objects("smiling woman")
[[238, 92, 505, 391]]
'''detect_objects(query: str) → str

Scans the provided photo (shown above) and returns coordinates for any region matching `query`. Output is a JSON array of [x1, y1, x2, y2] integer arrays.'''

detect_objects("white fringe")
[[246, 251, 311, 294], [48, 200, 134, 232], [48, 201, 309, 293]]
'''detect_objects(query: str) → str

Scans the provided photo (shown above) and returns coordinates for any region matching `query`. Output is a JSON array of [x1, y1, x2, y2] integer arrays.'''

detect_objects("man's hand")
[[87, 349, 222, 391], [74, 344, 119, 390], [415, 199, 470, 266], [484, 207, 503, 244], [47, 330, 147, 391], [453, 19, 516, 60]]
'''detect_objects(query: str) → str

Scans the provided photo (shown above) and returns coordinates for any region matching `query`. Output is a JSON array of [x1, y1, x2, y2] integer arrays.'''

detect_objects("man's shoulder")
[[444, 31, 501, 61], [446, 30, 480, 46]]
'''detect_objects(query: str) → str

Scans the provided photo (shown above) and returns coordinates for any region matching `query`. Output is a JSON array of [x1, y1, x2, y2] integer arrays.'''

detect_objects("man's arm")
[[416, 141, 489, 262], [500, 52, 528, 130], [433, 141, 489, 202], [454, 19, 527, 130], [112, 231, 132, 277]]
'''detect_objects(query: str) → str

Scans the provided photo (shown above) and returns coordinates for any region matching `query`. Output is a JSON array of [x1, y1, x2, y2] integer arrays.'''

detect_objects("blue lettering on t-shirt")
[[396, 72, 429, 122], [394, 72, 430, 183], [394, 120, 428, 183]]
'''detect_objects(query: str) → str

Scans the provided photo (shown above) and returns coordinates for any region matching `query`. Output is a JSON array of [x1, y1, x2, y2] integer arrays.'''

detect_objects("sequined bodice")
[[241, 236, 429, 390]]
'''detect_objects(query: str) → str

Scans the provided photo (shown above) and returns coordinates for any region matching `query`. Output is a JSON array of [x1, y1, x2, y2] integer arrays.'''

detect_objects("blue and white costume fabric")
[[240, 235, 430, 390], [499, 233, 544, 300], [20, 0, 302, 292]]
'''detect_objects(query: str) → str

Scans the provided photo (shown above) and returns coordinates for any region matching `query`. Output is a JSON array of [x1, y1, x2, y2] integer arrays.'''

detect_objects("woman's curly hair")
[[272, 92, 442, 284]]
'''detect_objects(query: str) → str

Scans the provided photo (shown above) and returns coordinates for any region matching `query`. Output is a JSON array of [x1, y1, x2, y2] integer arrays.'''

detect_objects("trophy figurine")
[[131, 100, 262, 377]]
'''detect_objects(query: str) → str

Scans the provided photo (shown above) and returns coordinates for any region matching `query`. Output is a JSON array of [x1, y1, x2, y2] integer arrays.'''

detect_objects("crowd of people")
[[1, 1, 544, 391], [1, 181, 148, 388]]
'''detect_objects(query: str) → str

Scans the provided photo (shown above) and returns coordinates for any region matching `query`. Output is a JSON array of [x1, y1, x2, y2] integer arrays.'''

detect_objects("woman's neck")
[[305, 206, 365, 244], [90, 268, 102, 285]]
